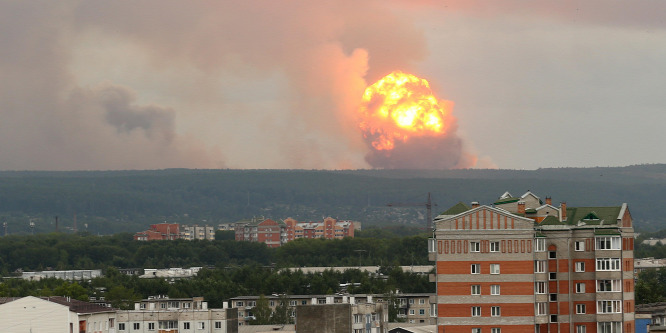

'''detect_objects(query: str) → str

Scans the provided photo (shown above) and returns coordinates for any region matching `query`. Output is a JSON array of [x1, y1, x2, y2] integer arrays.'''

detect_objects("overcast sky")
[[1, 1, 664, 170]]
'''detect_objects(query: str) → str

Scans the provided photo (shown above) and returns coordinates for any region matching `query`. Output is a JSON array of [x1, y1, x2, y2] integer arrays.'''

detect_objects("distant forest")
[[0, 164, 664, 235]]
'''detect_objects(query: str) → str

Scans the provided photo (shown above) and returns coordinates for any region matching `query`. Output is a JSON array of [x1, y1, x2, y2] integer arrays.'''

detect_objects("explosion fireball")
[[359, 71, 469, 169]]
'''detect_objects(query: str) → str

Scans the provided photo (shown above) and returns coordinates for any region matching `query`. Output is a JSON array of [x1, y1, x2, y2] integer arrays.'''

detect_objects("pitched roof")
[[439, 202, 470, 216], [566, 206, 622, 225], [540, 215, 565, 225]]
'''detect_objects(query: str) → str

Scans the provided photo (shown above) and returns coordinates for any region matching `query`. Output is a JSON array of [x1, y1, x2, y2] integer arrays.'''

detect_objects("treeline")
[[0, 232, 430, 275], [0, 165, 664, 234], [0, 265, 433, 310]]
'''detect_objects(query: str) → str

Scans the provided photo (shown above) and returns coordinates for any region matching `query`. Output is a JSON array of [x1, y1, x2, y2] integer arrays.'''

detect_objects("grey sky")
[[0, 1, 664, 170]]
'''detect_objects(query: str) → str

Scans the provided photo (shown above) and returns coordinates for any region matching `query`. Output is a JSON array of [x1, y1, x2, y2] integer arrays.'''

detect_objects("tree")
[[249, 295, 272, 325], [270, 294, 293, 324]]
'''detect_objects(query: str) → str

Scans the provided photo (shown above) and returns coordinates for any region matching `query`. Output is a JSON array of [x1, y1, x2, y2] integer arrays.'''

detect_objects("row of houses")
[[234, 217, 358, 248], [134, 224, 216, 241]]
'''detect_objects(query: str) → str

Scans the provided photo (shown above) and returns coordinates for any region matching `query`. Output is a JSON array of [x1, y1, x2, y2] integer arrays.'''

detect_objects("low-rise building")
[[181, 224, 216, 241], [20, 269, 102, 281], [134, 223, 180, 241]]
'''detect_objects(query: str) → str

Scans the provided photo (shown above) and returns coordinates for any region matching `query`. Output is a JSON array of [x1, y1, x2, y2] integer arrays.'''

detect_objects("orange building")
[[235, 217, 356, 247], [430, 191, 635, 333], [133, 223, 180, 241]]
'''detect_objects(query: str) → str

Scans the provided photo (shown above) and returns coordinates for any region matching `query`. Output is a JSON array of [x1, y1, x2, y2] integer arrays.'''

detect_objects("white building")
[[0, 296, 117, 333]]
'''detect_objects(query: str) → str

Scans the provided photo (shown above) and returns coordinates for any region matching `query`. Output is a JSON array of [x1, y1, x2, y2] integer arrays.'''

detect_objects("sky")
[[1, 1, 665, 171]]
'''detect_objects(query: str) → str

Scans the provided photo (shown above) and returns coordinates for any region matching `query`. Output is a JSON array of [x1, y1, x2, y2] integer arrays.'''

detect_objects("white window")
[[419, 309, 426, 315], [491, 306, 501, 317], [597, 300, 622, 314], [471, 264, 480, 274], [536, 302, 547, 315], [215, 321, 222, 329], [576, 325, 587, 333], [491, 285, 500, 295], [576, 283, 586, 293], [535, 281, 547, 294], [148, 322, 155, 331], [289, 300, 297, 306], [419, 299, 425, 304], [492, 328, 501, 333], [596, 237, 621, 250], [472, 306, 481, 317], [490, 264, 500, 274], [575, 240, 585, 251], [535, 238, 546, 252], [183, 322, 191, 329], [354, 314, 363, 323], [576, 304, 586, 314], [596, 258, 621, 271], [471, 241, 480, 252], [198, 322, 205, 329], [472, 329, 482, 333], [535, 260, 546, 273], [133, 323, 140, 330], [409, 299, 414, 304], [471, 285, 481, 295], [409, 309, 415, 315], [597, 279, 622, 292], [428, 238, 436, 253], [118, 323, 126, 331], [490, 241, 500, 252], [549, 272, 557, 280], [598, 322, 622, 333], [236, 301, 244, 307], [575, 262, 585, 272]]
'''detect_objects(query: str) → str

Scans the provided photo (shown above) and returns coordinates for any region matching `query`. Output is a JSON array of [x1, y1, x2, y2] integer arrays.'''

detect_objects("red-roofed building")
[[133, 223, 180, 241]]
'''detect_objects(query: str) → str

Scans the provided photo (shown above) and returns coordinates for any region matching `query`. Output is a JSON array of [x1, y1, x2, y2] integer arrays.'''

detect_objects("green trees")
[[636, 268, 666, 304]]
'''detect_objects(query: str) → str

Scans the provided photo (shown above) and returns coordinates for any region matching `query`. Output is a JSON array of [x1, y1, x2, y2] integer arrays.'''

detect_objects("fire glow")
[[358, 71, 453, 152]]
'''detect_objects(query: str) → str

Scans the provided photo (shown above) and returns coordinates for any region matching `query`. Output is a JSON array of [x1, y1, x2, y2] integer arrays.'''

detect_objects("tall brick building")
[[430, 191, 634, 333]]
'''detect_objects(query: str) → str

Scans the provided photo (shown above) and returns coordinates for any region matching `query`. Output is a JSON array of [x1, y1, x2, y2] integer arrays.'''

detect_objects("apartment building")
[[229, 293, 434, 327], [134, 223, 180, 241], [283, 217, 355, 241], [234, 218, 285, 248], [181, 225, 216, 241], [430, 191, 635, 333], [295, 297, 387, 333], [116, 296, 238, 333], [0, 296, 117, 333]]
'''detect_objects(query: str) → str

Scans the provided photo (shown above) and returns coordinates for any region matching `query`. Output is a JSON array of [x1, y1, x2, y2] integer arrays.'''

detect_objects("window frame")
[[576, 304, 586, 314], [490, 263, 500, 275], [491, 306, 501, 317], [471, 284, 481, 295], [471, 306, 481, 317], [471, 264, 480, 274], [491, 284, 500, 295], [575, 261, 585, 272], [490, 241, 500, 252], [471, 241, 481, 252], [575, 241, 585, 251]]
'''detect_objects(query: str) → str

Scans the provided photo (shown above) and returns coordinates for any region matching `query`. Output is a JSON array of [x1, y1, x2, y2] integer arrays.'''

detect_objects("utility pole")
[[387, 192, 437, 230]]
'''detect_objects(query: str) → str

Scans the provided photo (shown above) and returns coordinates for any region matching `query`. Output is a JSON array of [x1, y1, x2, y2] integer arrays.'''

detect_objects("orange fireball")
[[359, 71, 452, 151]]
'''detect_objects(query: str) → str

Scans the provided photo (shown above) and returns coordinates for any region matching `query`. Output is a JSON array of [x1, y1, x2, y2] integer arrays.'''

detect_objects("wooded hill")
[[0, 164, 664, 235]]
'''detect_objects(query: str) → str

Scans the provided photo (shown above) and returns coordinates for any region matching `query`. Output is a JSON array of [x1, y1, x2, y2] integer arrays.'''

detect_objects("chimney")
[[517, 201, 526, 214], [471, 202, 480, 208], [560, 202, 567, 221], [545, 197, 552, 205]]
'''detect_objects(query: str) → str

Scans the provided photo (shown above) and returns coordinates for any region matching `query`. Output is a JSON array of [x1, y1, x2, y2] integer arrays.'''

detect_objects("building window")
[[596, 258, 621, 271], [535, 260, 546, 273], [549, 251, 557, 259], [471, 241, 481, 252], [598, 322, 622, 333], [550, 315, 558, 323], [575, 262, 585, 272], [133, 323, 140, 330], [535, 238, 546, 252], [549, 293, 557, 302], [289, 300, 297, 306], [236, 301, 244, 307], [598, 300, 622, 313], [409, 299, 415, 304], [491, 285, 500, 295], [549, 272, 557, 280], [215, 321, 222, 329], [409, 309, 415, 315], [148, 323, 155, 331], [118, 323, 126, 331], [419, 299, 425, 304], [491, 306, 501, 317], [472, 329, 482, 333], [490, 264, 500, 274], [576, 304, 586, 314], [471, 285, 481, 295], [575, 240, 585, 251], [535, 281, 547, 294], [492, 328, 501, 333], [596, 237, 621, 250], [183, 322, 191, 329], [472, 306, 481, 317], [419, 309, 426, 315], [576, 283, 586, 293], [198, 322, 205, 329], [354, 314, 363, 323], [536, 302, 547, 315], [576, 325, 587, 333], [490, 241, 500, 252], [597, 279, 622, 292], [471, 264, 480, 274]]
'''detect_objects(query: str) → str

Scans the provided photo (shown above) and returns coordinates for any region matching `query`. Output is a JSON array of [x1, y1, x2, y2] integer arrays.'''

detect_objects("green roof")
[[440, 202, 471, 215], [540, 215, 566, 225], [493, 197, 520, 205], [525, 208, 537, 214], [566, 206, 622, 225]]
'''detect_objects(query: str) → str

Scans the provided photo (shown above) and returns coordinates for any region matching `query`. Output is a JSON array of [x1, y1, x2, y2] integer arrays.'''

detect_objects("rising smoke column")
[[359, 71, 475, 169]]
